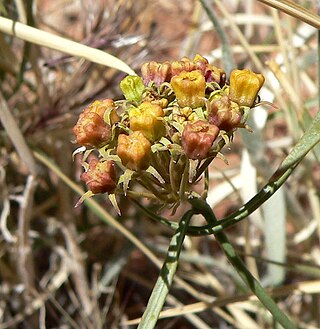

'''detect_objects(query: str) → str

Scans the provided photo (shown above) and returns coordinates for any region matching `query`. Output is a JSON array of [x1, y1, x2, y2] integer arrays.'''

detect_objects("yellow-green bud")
[[120, 75, 145, 102], [129, 102, 165, 142]]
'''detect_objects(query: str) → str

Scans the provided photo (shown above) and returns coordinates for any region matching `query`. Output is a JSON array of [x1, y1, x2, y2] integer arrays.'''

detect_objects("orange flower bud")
[[171, 70, 206, 108], [229, 69, 265, 107], [141, 61, 171, 86], [182, 120, 219, 160], [89, 99, 114, 117], [81, 159, 117, 194], [94, 98, 120, 125], [129, 102, 165, 141], [73, 100, 112, 148], [208, 95, 242, 131], [117, 131, 151, 171]]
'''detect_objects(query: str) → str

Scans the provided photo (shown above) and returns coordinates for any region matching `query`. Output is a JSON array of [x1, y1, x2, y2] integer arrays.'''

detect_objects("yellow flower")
[[117, 131, 151, 171], [229, 69, 265, 107], [129, 102, 165, 142], [171, 70, 206, 108]]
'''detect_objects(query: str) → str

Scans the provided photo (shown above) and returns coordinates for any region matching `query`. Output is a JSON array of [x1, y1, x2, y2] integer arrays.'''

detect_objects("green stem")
[[199, 0, 235, 75], [189, 198, 297, 329], [138, 210, 193, 329], [130, 198, 178, 230]]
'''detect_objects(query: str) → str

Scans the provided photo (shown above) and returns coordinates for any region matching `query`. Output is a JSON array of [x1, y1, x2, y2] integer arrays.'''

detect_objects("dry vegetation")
[[0, 0, 319, 328]]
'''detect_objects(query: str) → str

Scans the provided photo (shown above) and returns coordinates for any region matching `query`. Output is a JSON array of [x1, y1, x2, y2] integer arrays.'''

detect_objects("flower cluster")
[[73, 55, 265, 212]]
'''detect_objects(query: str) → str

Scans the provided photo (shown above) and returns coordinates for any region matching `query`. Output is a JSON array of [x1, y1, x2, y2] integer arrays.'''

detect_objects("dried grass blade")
[[0, 16, 136, 75], [257, 0, 320, 29]]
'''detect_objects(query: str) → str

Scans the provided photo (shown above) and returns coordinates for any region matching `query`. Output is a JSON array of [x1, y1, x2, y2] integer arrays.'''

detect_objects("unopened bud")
[[81, 159, 117, 194], [182, 120, 219, 160], [120, 76, 145, 102], [129, 102, 165, 142], [141, 61, 171, 86], [208, 95, 242, 131], [229, 69, 265, 107], [171, 57, 196, 77], [73, 101, 112, 148], [117, 131, 151, 171], [171, 70, 206, 108]]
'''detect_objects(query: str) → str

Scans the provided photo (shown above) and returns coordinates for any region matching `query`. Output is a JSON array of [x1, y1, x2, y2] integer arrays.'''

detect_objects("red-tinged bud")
[[129, 102, 165, 141], [208, 95, 242, 131], [81, 159, 117, 194], [204, 65, 226, 86], [182, 120, 219, 160], [193, 55, 226, 86], [117, 131, 151, 171], [141, 61, 171, 86], [73, 100, 113, 148], [171, 57, 197, 77], [229, 69, 265, 107], [171, 70, 206, 108]]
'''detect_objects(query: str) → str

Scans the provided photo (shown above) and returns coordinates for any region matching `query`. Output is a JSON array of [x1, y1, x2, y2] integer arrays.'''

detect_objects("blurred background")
[[0, 0, 319, 328]]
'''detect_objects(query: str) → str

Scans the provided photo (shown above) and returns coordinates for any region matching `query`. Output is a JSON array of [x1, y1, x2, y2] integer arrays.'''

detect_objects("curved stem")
[[138, 210, 193, 329], [189, 198, 296, 329]]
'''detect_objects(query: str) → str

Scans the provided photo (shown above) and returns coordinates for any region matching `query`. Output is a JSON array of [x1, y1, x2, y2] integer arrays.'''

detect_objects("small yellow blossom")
[[171, 70, 206, 108], [129, 102, 165, 141], [229, 69, 265, 107]]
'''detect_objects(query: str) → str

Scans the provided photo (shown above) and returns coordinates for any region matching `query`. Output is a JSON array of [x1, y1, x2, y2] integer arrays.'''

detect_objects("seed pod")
[[182, 120, 220, 160], [117, 131, 151, 171], [81, 159, 117, 194], [229, 69, 265, 107]]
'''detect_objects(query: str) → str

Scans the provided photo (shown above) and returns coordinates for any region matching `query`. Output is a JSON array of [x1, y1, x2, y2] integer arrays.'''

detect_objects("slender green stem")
[[189, 198, 296, 329], [189, 110, 320, 235], [130, 198, 178, 230], [133, 111, 320, 238], [138, 210, 193, 329], [199, 0, 235, 75]]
